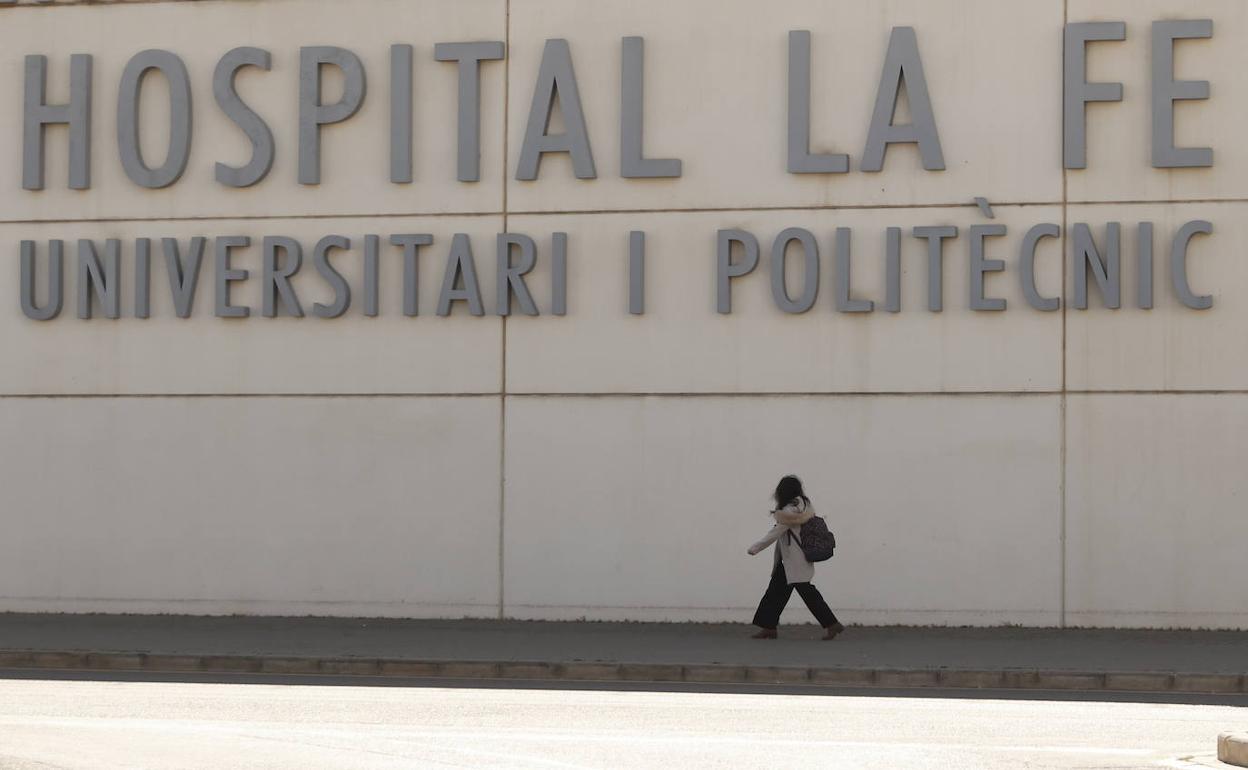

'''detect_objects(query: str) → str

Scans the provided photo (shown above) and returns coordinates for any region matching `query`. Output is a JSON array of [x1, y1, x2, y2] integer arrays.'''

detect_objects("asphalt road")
[[0, 674, 1241, 769]]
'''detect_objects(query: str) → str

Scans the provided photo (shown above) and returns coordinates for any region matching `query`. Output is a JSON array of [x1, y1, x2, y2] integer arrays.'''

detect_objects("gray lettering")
[[770, 227, 819, 313], [390, 44, 414, 184], [516, 39, 596, 180], [214, 235, 251, 318], [497, 233, 539, 316], [629, 230, 645, 315], [214, 47, 275, 188], [135, 238, 151, 319], [435, 41, 506, 182], [912, 225, 956, 312], [437, 233, 484, 316], [969, 224, 1006, 311], [163, 237, 206, 318], [862, 27, 944, 172], [298, 47, 367, 185], [20, 240, 64, 321], [1072, 222, 1121, 309], [261, 236, 304, 318], [23, 54, 92, 190], [1137, 222, 1154, 309], [117, 50, 193, 189], [391, 234, 433, 316], [787, 31, 848, 174], [364, 234, 380, 317], [312, 235, 352, 318], [1171, 219, 1212, 309], [883, 227, 901, 312], [835, 227, 874, 312], [1152, 20, 1213, 168], [1063, 22, 1126, 169], [716, 229, 759, 314], [77, 239, 120, 319], [621, 37, 681, 178], [552, 232, 568, 316], [1019, 223, 1060, 311]]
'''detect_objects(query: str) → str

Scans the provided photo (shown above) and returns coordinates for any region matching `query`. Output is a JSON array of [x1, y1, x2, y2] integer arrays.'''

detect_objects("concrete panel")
[[1065, 202, 1241, 391], [1067, 0, 1248, 202], [503, 394, 1062, 625], [0, 395, 501, 616], [0, 0, 505, 221], [0, 216, 504, 394], [1066, 394, 1248, 629], [506, 0, 1063, 212], [506, 206, 1063, 394]]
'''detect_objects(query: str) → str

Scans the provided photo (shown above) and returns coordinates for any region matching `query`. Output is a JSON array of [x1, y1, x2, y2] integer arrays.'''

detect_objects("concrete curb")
[[1, 650, 1245, 693], [1220, 732, 1248, 767]]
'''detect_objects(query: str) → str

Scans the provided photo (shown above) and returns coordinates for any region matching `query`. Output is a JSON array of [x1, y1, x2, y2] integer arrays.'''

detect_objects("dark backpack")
[[789, 515, 836, 562]]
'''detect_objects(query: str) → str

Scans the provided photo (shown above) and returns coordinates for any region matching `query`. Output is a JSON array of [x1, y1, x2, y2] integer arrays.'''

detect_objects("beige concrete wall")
[[1, 0, 1244, 627], [0, 396, 502, 616], [1065, 394, 1248, 629], [504, 395, 1062, 626]]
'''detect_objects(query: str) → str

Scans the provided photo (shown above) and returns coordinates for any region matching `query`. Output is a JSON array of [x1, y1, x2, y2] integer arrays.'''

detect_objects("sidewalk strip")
[[0, 650, 1244, 694]]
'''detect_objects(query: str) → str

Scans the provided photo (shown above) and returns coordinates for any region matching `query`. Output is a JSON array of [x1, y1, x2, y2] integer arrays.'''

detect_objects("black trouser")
[[752, 558, 840, 629]]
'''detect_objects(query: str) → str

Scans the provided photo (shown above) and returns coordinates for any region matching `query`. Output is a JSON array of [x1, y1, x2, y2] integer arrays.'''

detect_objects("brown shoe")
[[822, 623, 846, 641], [751, 628, 778, 639]]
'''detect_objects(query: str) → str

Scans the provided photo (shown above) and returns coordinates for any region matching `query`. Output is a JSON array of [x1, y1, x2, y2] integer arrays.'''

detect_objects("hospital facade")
[[1, 0, 1245, 629]]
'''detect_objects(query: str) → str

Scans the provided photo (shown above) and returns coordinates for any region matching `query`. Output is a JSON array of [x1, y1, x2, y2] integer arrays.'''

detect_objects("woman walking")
[[747, 475, 845, 640]]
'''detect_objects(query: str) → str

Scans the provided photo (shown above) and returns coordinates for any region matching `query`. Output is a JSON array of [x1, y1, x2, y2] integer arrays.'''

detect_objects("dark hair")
[[773, 475, 809, 511]]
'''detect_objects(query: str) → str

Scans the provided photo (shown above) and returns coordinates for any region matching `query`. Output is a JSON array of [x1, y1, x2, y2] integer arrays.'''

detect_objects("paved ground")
[[0, 674, 1241, 769], [3, 614, 1247, 673]]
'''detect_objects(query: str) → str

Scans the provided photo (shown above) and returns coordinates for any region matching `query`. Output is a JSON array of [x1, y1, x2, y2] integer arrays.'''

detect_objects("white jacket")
[[748, 497, 815, 584]]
